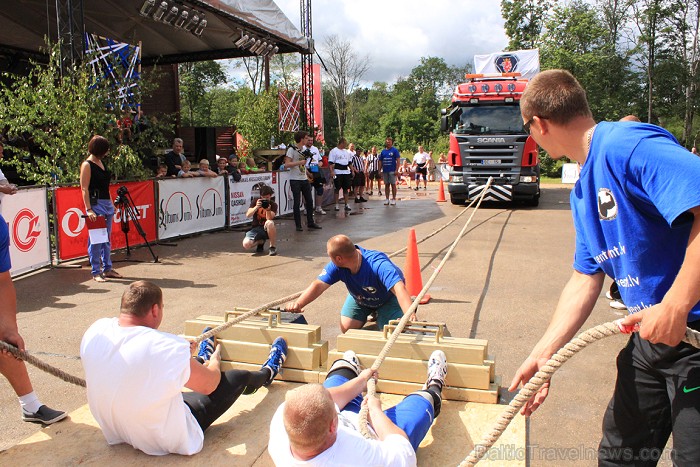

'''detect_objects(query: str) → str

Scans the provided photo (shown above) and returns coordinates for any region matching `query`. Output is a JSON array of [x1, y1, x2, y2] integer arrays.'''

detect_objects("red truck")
[[440, 73, 540, 206]]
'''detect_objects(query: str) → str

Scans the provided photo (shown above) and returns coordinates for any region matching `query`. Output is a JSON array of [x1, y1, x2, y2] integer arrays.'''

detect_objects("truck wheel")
[[450, 196, 465, 205]]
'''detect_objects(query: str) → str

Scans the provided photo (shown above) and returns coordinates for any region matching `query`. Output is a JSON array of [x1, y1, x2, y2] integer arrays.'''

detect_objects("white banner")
[[157, 177, 227, 240], [474, 49, 540, 80], [0, 187, 51, 276], [561, 163, 581, 184], [275, 170, 309, 216], [228, 172, 274, 226]]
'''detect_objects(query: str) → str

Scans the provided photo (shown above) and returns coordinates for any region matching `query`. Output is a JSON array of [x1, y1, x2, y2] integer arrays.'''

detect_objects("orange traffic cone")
[[436, 180, 446, 202], [404, 228, 431, 304]]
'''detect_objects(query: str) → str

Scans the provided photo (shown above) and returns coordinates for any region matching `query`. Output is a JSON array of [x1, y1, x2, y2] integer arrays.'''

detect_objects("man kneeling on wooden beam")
[[268, 349, 447, 466], [81, 280, 288, 456]]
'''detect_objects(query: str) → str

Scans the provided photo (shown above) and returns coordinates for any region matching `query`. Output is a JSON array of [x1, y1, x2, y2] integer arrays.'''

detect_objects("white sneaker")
[[610, 299, 627, 310], [605, 290, 613, 300], [383, 199, 390, 205], [390, 199, 396, 206], [424, 350, 447, 390], [328, 350, 361, 376], [316, 208, 327, 215]]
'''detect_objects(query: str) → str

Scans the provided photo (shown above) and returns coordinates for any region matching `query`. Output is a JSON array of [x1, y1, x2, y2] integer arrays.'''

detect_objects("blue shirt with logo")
[[379, 147, 400, 173], [572, 121, 700, 321], [318, 245, 404, 309], [0, 214, 10, 273]]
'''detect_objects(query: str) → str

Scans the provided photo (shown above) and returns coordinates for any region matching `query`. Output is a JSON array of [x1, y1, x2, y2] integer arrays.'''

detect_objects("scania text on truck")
[[440, 73, 540, 206]]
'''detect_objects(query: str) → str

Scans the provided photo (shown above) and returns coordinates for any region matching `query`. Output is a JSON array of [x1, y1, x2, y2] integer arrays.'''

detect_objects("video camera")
[[114, 185, 129, 206], [260, 198, 271, 209], [301, 148, 313, 159]]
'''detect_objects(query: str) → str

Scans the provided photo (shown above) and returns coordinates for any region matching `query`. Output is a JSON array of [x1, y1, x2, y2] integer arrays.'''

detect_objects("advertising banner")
[[228, 172, 274, 226], [55, 181, 157, 262], [158, 177, 226, 240], [0, 187, 51, 276], [474, 49, 540, 80]]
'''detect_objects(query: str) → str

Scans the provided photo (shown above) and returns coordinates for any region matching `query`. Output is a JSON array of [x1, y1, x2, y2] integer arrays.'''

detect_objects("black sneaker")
[[296, 226, 303, 232], [308, 224, 322, 230], [22, 405, 67, 425], [354, 197, 361, 203], [344, 205, 351, 212], [256, 243, 264, 253], [269, 246, 277, 256], [359, 197, 368, 202], [262, 337, 288, 386]]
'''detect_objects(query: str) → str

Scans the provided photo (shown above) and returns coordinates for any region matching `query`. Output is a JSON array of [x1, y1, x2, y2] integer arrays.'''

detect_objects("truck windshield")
[[454, 105, 525, 135]]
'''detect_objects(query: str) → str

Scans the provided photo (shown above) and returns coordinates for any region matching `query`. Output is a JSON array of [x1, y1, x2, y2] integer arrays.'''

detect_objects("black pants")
[[290, 179, 314, 228], [182, 368, 269, 431], [598, 322, 700, 466]]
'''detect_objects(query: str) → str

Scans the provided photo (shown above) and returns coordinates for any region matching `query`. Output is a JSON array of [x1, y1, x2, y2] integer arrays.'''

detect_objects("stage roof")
[[0, 0, 310, 66]]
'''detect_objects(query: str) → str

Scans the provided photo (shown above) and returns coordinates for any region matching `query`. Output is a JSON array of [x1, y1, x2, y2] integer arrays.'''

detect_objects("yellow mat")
[[0, 382, 525, 466]]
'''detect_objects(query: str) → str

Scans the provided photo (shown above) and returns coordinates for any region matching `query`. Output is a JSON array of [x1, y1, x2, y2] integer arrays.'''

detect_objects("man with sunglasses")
[[511, 69, 700, 465]]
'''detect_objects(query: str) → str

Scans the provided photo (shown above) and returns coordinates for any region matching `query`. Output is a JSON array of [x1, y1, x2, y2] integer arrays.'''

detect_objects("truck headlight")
[[452, 175, 463, 183], [519, 175, 538, 183]]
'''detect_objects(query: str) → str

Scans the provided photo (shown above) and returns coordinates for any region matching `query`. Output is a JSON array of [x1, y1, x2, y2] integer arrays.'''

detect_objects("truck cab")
[[440, 73, 540, 206]]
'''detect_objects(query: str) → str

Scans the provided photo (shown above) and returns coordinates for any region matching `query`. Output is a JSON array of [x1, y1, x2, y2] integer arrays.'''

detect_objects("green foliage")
[[231, 87, 281, 154], [501, 0, 552, 50], [179, 61, 227, 126]]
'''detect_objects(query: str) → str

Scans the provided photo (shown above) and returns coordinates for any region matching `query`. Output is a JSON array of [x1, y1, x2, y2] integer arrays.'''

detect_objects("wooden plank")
[[194, 313, 322, 342], [185, 319, 320, 347], [349, 328, 488, 348], [220, 361, 321, 384], [328, 351, 492, 390], [337, 331, 487, 365], [486, 356, 495, 383], [314, 341, 329, 367], [214, 339, 319, 370]]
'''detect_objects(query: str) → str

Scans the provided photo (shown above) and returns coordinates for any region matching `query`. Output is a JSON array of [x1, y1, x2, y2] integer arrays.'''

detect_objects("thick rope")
[[0, 340, 86, 387], [359, 178, 494, 438], [460, 323, 700, 466]]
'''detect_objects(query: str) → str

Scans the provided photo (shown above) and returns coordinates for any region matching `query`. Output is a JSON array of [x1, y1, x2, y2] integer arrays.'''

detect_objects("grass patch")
[[540, 176, 563, 184]]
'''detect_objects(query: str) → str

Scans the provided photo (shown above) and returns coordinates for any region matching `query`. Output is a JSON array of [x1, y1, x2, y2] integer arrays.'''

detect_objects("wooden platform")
[[0, 382, 526, 466]]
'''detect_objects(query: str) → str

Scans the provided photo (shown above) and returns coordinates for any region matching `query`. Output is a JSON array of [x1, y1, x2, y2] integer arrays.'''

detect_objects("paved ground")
[[0, 183, 674, 465]]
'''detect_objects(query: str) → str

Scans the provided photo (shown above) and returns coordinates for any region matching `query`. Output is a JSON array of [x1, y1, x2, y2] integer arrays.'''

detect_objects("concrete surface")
[[0, 183, 674, 465]]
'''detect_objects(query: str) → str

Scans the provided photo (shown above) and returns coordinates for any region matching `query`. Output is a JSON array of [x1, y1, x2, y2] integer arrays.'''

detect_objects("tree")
[[501, 0, 552, 50], [320, 35, 370, 137], [231, 87, 280, 152], [271, 54, 301, 91], [179, 61, 227, 126]]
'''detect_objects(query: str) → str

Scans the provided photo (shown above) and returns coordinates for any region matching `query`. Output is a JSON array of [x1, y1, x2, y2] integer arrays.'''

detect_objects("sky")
[[274, 0, 510, 84]]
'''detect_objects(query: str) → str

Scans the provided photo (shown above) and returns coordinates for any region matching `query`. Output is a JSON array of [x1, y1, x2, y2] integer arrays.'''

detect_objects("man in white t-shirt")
[[81, 281, 288, 456], [412, 146, 429, 191], [268, 349, 447, 466], [303, 139, 327, 215], [328, 138, 353, 212]]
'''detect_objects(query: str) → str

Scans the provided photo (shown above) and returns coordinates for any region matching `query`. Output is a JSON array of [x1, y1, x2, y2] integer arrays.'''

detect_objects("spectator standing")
[[164, 138, 186, 177], [303, 138, 327, 215], [196, 160, 218, 178], [427, 151, 436, 182], [379, 137, 400, 206], [350, 145, 367, 203], [412, 146, 429, 190], [365, 146, 382, 196], [329, 138, 354, 212], [437, 153, 448, 181], [80, 135, 122, 282], [285, 131, 322, 232]]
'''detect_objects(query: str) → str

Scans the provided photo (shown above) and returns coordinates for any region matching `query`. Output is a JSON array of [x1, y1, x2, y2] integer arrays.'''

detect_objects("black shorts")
[[334, 173, 352, 191], [368, 170, 381, 180], [415, 164, 427, 178], [311, 174, 325, 196], [352, 172, 365, 187]]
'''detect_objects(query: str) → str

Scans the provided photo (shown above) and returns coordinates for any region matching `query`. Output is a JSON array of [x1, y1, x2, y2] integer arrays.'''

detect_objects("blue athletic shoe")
[[262, 337, 288, 386], [197, 327, 215, 362]]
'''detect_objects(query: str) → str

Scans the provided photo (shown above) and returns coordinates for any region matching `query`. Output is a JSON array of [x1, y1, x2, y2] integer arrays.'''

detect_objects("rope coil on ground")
[[358, 178, 494, 438], [460, 324, 700, 466]]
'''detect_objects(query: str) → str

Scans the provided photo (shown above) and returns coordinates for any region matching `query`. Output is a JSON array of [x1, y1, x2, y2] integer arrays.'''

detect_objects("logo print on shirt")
[[363, 286, 377, 294], [598, 188, 618, 220]]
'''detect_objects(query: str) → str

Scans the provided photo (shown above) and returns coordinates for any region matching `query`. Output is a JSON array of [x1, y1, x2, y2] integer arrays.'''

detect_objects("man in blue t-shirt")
[[379, 137, 401, 206], [286, 234, 415, 333], [0, 214, 66, 425], [511, 69, 700, 465]]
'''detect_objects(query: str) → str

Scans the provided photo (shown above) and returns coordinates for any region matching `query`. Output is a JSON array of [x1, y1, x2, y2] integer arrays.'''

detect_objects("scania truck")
[[440, 73, 540, 206]]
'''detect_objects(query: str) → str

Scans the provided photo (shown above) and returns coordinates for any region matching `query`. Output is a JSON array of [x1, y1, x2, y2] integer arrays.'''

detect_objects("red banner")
[[55, 180, 157, 261], [312, 63, 324, 145]]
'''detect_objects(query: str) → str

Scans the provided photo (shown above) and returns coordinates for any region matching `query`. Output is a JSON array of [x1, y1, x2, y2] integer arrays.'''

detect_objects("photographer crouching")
[[242, 185, 278, 256]]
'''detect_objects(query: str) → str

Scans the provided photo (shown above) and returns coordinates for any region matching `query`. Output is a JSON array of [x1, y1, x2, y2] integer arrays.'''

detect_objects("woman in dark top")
[[79, 135, 122, 282]]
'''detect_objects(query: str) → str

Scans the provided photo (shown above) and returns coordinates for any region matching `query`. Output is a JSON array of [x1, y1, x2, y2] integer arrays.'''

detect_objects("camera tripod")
[[114, 186, 159, 263]]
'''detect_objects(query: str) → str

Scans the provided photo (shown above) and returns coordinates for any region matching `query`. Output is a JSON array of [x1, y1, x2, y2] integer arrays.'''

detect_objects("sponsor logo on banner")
[[495, 54, 519, 73], [55, 181, 156, 261], [228, 172, 274, 226], [12, 208, 42, 252], [158, 177, 226, 239], [0, 187, 51, 276]]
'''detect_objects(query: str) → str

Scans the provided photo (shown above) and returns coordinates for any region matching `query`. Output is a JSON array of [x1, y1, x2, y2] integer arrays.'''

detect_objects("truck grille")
[[456, 136, 528, 184]]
